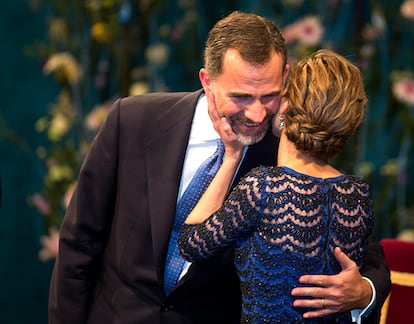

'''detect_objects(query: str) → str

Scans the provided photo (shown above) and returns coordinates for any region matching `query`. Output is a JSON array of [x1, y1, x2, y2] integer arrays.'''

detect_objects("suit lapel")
[[145, 90, 203, 283]]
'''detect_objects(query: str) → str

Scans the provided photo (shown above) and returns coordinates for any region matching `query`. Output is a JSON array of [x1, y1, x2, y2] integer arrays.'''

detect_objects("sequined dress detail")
[[178, 166, 373, 323]]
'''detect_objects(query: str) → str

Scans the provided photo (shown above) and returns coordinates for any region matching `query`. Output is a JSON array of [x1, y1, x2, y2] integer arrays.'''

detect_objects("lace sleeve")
[[178, 167, 267, 262]]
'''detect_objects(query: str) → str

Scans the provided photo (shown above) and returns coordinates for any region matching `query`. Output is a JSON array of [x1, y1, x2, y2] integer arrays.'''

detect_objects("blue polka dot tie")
[[164, 139, 225, 294]]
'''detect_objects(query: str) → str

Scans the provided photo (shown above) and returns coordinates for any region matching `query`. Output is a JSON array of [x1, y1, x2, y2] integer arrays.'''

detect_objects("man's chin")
[[237, 131, 267, 146]]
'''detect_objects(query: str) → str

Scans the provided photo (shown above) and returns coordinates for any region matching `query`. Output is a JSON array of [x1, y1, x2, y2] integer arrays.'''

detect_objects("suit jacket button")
[[161, 304, 174, 312]]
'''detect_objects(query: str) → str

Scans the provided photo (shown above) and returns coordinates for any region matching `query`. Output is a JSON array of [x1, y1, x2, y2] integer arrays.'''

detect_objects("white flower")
[[145, 43, 169, 66], [48, 164, 74, 182], [129, 81, 149, 96], [381, 159, 399, 177], [43, 52, 83, 84], [48, 113, 71, 141], [355, 162, 375, 178], [371, 9, 387, 34]]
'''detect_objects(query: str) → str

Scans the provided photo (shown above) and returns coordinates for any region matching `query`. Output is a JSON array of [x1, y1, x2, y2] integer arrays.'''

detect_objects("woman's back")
[[179, 165, 373, 323]]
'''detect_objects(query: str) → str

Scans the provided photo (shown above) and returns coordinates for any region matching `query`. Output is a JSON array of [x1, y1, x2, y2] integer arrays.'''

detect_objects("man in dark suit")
[[49, 11, 390, 323]]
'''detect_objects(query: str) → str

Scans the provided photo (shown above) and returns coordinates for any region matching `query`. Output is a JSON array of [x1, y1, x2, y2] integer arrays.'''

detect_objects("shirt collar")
[[188, 93, 220, 144]]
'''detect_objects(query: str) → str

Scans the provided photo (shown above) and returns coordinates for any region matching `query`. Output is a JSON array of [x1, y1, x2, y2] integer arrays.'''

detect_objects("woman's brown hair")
[[284, 49, 368, 160]]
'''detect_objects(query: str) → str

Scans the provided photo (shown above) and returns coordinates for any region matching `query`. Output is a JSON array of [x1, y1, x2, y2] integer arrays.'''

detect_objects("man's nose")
[[245, 100, 267, 123]]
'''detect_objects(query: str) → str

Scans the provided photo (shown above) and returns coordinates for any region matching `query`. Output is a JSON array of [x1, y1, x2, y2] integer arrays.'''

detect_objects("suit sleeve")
[[48, 99, 121, 324], [360, 242, 391, 321]]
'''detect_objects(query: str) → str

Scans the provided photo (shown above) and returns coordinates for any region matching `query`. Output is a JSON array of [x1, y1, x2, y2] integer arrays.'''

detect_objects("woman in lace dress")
[[178, 49, 373, 323]]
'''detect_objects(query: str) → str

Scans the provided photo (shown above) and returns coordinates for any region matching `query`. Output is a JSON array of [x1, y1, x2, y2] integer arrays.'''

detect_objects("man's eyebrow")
[[262, 91, 282, 96], [227, 90, 281, 97], [227, 92, 251, 97]]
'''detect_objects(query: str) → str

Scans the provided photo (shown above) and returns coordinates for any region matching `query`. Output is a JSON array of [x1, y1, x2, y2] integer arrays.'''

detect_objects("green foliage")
[[25, 0, 414, 260]]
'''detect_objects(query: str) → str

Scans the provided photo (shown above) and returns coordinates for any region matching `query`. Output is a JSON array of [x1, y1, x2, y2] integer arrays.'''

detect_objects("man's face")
[[201, 48, 289, 145]]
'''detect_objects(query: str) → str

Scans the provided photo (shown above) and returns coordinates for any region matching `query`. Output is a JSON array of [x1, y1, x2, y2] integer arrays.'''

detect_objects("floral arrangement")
[[28, 0, 414, 261], [28, 0, 201, 261]]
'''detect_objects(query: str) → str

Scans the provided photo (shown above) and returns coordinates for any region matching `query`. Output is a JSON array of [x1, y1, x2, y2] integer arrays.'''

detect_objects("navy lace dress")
[[178, 166, 373, 323]]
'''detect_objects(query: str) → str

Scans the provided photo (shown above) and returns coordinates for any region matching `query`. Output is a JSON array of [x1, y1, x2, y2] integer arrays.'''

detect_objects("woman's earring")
[[279, 115, 284, 130]]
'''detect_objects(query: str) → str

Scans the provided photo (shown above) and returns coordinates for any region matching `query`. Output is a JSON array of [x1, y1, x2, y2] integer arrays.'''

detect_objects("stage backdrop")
[[0, 0, 55, 322], [0, 1, 413, 323]]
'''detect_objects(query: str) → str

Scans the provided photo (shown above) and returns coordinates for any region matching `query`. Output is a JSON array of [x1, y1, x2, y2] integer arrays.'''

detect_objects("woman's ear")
[[279, 97, 290, 115], [272, 97, 289, 138]]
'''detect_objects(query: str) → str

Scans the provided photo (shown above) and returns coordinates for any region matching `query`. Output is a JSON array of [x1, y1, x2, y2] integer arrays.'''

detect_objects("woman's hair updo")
[[284, 49, 367, 160]]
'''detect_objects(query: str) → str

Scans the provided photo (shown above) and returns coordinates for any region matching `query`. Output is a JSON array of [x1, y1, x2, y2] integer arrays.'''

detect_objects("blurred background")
[[0, 0, 413, 322]]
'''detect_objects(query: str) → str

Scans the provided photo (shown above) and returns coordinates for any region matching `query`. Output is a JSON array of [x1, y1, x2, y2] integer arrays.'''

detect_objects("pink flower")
[[30, 193, 51, 215], [296, 16, 324, 46], [392, 78, 414, 106], [63, 182, 76, 208], [359, 44, 376, 58], [171, 25, 184, 41], [95, 74, 107, 89], [282, 16, 324, 46], [401, 0, 414, 20], [362, 25, 381, 41], [85, 103, 111, 131], [38, 227, 60, 262], [282, 24, 299, 44]]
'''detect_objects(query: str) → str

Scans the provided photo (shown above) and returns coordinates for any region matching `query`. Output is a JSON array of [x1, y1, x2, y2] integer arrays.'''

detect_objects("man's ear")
[[199, 68, 212, 93], [279, 64, 291, 115], [281, 64, 291, 97]]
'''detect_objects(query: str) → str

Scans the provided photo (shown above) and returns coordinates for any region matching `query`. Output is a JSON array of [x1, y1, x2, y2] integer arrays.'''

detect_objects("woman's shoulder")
[[338, 174, 371, 192]]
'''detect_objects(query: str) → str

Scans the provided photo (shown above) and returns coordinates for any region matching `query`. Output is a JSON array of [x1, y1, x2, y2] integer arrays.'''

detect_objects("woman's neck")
[[277, 132, 342, 178]]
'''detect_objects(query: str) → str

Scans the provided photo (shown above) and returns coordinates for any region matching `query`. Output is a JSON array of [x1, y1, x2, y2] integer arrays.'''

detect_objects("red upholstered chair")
[[380, 238, 414, 324]]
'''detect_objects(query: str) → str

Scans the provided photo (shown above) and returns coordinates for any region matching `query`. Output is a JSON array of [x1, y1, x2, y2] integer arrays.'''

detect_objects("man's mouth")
[[241, 121, 261, 128]]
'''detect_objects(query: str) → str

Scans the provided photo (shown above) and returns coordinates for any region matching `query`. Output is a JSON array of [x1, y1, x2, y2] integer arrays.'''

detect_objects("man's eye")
[[261, 95, 280, 105], [232, 96, 251, 104]]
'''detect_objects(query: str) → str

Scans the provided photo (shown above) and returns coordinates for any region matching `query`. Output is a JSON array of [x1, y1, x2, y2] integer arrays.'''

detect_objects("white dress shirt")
[[177, 94, 220, 200], [177, 94, 221, 280]]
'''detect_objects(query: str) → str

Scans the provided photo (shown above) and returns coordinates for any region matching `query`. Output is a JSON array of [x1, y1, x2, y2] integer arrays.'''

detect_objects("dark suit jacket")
[[49, 90, 390, 324]]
